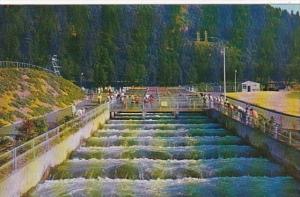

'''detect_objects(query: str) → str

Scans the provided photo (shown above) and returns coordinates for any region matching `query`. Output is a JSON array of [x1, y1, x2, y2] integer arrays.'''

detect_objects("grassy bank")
[[227, 91, 300, 116], [0, 68, 84, 127]]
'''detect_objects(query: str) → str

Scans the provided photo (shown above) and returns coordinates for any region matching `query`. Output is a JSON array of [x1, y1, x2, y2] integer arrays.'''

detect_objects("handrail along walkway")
[[0, 61, 56, 75], [0, 103, 108, 180]]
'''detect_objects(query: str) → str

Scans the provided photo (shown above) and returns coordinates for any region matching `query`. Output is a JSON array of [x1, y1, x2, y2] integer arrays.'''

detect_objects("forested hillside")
[[0, 5, 299, 86]]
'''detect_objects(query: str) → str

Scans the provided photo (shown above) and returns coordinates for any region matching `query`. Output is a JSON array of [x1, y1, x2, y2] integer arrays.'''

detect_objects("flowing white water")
[[85, 136, 244, 147], [29, 112, 300, 197], [30, 177, 300, 197], [93, 128, 230, 137], [103, 123, 221, 130], [71, 145, 259, 160], [49, 158, 285, 180]]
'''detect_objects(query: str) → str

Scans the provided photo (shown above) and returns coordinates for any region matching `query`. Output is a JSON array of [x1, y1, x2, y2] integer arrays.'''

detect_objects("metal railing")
[[0, 61, 55, 75], [226, 96, 300, 131], [110, 96, 207, 112], [192, 83, 243, 92], [111, 93, 300, 149], [210, 101, 300, 149], [0, 99, 91, 136], [0, 103, 108, 180]]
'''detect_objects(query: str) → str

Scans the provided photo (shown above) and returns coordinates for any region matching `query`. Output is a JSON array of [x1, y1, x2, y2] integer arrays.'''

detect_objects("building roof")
[[242, 81, 260, 85]]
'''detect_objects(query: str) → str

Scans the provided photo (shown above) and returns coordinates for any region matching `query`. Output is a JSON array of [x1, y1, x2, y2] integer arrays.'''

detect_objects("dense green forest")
[[0, 5, 299, 86]]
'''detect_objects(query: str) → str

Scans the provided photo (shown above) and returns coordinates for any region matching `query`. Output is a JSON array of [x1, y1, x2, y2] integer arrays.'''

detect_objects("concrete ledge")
[[207, 109, 300, 179], [0, 105, 109, 197]]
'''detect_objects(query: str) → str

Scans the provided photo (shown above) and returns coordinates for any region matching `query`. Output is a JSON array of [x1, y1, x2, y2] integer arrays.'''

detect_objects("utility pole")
[[223, 47, 226, 99], [80, 72, 84, 87], [234, 69, 237, 92], [198, 34, 227, 98]]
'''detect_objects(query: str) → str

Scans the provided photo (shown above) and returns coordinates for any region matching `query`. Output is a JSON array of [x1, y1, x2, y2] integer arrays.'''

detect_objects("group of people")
[[72, 103, 86, 117], [102, 88, 127, 104], [199, 93, 276, 129], [143, 94, 155, 104]]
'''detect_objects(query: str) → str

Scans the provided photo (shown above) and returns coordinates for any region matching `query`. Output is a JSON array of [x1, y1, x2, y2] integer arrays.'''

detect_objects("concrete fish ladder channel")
[[28, 112, 300, 197]]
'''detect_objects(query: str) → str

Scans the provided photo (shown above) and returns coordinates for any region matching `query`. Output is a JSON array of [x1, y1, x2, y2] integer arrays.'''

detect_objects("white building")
[[242, 81, 260, 92]]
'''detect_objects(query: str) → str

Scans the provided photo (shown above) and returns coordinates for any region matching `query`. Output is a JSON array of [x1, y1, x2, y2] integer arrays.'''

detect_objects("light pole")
[[222, 47, 226, 99], [209, 37, 227, 100], [234, 69, 237, 92], [80, 72, 84, 88], [197, 35, 227, 99]]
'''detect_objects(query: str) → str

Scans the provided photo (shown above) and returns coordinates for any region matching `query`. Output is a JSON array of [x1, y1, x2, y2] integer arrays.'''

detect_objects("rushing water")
[[29, 112, 300, 196]]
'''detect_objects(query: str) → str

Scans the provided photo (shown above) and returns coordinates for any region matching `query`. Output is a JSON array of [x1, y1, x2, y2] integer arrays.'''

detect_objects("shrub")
[[19, 119, 36, 140], [0, 136, 15, 146], [34, 117, 48, 135], [19, 117, 48, 140], [64, 115, 73, 123]]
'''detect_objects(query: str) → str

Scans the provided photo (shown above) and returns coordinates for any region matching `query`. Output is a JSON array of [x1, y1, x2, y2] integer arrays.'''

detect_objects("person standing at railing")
[[241, 107, 247, 124], [269, 116, 275, 135], [75, 109, 83, 117], [249, 108, 255, 126], [149, 94, 154, 108], [228, 103, 234, 118], [245, 105, 250, 125], [237, 106, 244, 122], [232, 105, 239, 120], [97, 94, 102, 104], [252, 109, 259, 127], [204, 94, 209, 108], [208, 94, 213, 108], [217, 97, 221, 110]]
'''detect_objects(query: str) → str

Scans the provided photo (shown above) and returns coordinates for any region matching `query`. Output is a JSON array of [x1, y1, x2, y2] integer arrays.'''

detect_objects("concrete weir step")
[[103, 123, 221, 130], [106, 119, 210, 124], [70, 145, 260, 160], [112, 115, 208, 120], [49, 158, 285, 180], [112, 112, 208, 120], [93, 128, 231, 137], [30, 177, 300, 197], [28, 111, 300, 197], [84, 136, 245, 147]]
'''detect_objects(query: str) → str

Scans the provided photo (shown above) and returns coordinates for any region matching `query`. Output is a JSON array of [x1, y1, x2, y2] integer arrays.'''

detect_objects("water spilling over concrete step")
[[107, 119, 210, 124], [93, 128, 231, 137], [103, 123, 221, 130], [29, 111, 300, 197], [71, 145, 260, 160], [112, 115, 208, 120], [49, 158, 285, 180], [30, 177, 300, 197], [84, 136, 245, 147]]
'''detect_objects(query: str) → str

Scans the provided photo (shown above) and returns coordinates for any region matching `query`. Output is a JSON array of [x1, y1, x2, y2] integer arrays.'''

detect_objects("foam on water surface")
[[50, 157, 285, 180], [85, 136, 244, 147], [29, 112, 300, 196], [93, 128, 230, 137], [30, 177, 300, 197], [71, 145, 259, 160]]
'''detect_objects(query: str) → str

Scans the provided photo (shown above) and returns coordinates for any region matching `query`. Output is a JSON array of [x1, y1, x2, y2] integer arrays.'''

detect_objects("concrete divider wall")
[[0, 104, 110, 197], [207, 109, 300, 179]]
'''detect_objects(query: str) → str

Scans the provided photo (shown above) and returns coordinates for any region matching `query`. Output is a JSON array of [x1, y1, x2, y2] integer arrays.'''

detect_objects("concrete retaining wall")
[[207, 109, 300, 179], [0, 105, 109, 197]]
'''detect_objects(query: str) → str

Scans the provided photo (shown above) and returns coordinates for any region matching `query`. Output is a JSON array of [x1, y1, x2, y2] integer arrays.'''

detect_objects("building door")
[[247, 86, 251, 92]]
